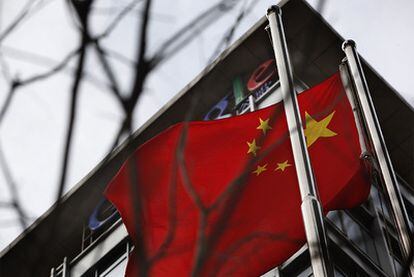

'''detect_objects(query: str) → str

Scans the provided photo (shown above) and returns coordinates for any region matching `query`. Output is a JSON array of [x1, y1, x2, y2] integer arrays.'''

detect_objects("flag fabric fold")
[[105, 73, 370, 276]]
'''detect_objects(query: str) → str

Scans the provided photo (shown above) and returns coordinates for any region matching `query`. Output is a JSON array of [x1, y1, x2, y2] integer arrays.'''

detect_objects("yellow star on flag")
[[304, 111, 337, 147], [257, 117, 272, 135], [275, 160, 292, 172], [253, 164, 267, 176], [247, 139, 261, 156]]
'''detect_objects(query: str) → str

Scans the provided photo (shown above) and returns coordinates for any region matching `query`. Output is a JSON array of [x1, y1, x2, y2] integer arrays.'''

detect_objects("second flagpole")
[[342, 40, 414, 276], [266, 5, 332, 277]]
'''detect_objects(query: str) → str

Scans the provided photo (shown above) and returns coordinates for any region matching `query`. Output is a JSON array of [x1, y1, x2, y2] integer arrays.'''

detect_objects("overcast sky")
[[0, 0, 413, 251]]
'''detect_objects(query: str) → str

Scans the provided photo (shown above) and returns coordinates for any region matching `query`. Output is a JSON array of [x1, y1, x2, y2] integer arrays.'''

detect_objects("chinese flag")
[[105, 73, 370, 276]]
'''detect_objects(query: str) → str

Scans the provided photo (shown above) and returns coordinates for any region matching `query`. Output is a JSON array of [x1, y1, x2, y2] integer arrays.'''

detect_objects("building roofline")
[[1, 1, 412, 275]]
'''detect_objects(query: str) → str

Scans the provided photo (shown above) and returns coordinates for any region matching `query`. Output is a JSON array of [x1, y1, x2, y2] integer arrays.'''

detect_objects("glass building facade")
[[1, 1, 412, 276]]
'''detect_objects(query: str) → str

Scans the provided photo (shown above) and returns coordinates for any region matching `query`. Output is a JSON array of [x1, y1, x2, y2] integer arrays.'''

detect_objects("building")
[[1, 0, 413, 276]]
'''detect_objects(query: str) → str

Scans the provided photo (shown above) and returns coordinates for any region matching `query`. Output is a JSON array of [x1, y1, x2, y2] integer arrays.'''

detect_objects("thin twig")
[[55, 0, 92, 204], [0, 0, 56, 44], [148, 0, 238, 69], [96, 0, 144, 40], [208, 0, 258, 64], [92, 40, 125, 105], [122, 0, 153, 275], [0, 144, 27, 229], [19, 48, 81, 86], [0, 0, 39, 43], [2, 45, 110, 90], [0, 84, 18, 126]]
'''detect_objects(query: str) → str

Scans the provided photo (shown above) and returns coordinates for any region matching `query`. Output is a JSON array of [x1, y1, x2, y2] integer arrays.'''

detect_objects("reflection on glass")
[[328, 210, 379, 264], [370, 185, 391, 220], [334, 267, 347, 277]]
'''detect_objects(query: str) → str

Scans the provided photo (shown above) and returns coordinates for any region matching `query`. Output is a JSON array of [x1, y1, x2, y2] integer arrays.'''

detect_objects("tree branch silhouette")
[[0, 144, 27, 229]]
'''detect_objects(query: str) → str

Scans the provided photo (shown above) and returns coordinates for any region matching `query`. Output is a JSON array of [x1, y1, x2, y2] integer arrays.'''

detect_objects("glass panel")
[[334, 267, 347, 277], [370, 185, 391, 220], [99, 255, 127, 277], [402, 197, 414, 232], [327, 210, 380, 264], [391, 256, 403, 276], [296, 266, 312, 277]]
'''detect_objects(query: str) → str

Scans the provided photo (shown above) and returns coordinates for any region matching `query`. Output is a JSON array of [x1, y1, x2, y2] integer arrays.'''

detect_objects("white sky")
[[0, 0, 413, 251]]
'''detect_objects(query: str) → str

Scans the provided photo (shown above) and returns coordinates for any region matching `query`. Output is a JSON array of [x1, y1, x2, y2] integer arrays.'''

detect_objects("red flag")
[[105, 73, 370, 276]]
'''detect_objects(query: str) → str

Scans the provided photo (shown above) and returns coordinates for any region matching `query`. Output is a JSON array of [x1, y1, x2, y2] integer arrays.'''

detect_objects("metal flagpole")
[[342, 39, 414, 276], [267, 6, 332, 277]]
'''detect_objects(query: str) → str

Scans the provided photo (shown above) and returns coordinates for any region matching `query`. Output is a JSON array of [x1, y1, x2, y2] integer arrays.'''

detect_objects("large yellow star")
[[253, 164, 267, 176], [257, 117, 272, 135], [275, 160, 292, 172], [246, 139, 261, 156], [304, 111, 337, 147]]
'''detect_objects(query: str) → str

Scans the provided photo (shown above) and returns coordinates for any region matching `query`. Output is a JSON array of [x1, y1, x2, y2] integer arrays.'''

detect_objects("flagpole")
[[267, 6, 332, 277], [342, 40, 414, 275]]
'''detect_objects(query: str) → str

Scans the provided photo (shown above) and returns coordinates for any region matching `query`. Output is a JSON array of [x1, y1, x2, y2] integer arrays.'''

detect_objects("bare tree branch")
[[148, 0, 238, 70], [149, 160, 178, 263], [92, 40, 125, 105], [176, 123, 208, 212], [0, 0, 56, 44], [0, 0, 39, 44], [0, 144, 27, 229], [1, 46, 111, 90], [96, 0, 144, 40], [18, 48, 81, 86], [212, 232, 302, 275], [55, 0, 93, 204], [0, 53, 12, 82], [208, 0, 258, 64], [122, 0, 153, 275], [0, 84, 18, 126]]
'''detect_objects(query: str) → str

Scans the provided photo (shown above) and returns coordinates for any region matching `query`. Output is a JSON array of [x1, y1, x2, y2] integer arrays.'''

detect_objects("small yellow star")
[[275, 160, 292, 172], [257, 117, 272, 135], [253, 164, 268, 176], [247, 139, 261, 156], [304, 111, 337, 147]]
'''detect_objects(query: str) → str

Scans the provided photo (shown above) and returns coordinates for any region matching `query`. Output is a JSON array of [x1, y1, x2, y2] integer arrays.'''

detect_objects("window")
[[327, 210, 380, 265], [80, 240, 131, 277], [370, 185, 391, 221], [277, 250, 373, 277], [99, 254, 128, 277]]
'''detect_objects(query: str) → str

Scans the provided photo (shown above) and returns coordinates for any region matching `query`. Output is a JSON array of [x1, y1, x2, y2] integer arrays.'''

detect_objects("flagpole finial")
[[342, 39, 356, 51], [267, 5, 281, 16]]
